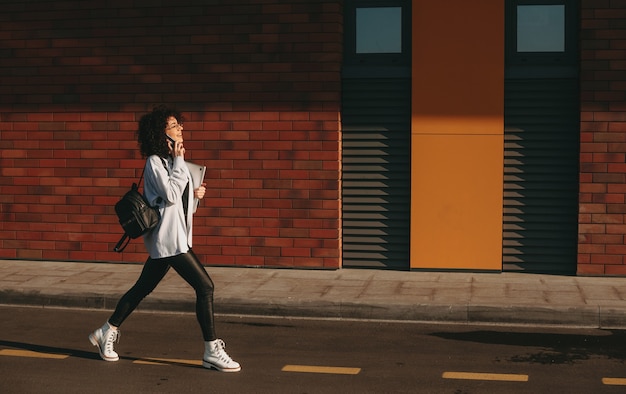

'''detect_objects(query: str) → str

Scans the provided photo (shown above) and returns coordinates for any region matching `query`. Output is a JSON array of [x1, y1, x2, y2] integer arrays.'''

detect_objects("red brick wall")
[[579, 0, 626, 275], [0, 0, 342, 268]]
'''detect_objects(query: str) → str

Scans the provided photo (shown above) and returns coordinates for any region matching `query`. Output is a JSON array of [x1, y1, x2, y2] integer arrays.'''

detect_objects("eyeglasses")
[[166, 123, 183, 130]]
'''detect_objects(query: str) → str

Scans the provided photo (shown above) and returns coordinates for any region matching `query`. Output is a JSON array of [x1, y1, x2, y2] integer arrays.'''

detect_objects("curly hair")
[[137, 105, 183, 158]]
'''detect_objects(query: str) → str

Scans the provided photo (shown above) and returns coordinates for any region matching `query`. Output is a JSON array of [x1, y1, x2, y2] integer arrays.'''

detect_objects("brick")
[[579, 203, 607, 213], [264, 256, 296, 267], [594, 152, 625, 162], [609, 34, 626, 47], [579, 244, 603, 255], [592, 213, 624, 224], [605, 264, 626, 275], [608, 204, 626, 214], [591, 254, 624, 265], [594, 133, 626, 143], [590, 234, 624, 244], [608, 122, 626, 132], [577, 264, 605, 275], [607, 224, 626, 234], [593, 173, 625, 183], [593, 193, 625, 203], [606, 244, 626, 255], [579, 183, 607, 193], [282, 247, 310, 257], [580, 162, 608, 173], [608, 183, 626, 193], [581, 142, 608, 152], [579, 223, 607, 233]]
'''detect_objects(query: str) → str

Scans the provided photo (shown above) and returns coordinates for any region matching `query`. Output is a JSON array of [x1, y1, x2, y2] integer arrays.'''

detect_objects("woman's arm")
[[146, 155, 187, 205]]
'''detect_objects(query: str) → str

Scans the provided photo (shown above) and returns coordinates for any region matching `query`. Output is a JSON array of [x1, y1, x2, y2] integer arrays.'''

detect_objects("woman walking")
[[89, 105, 240, 372]]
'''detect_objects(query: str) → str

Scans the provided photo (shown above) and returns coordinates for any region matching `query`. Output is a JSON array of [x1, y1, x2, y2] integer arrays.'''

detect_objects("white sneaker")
[[89, 323, 120, 362], [203, 339, 241, 372]]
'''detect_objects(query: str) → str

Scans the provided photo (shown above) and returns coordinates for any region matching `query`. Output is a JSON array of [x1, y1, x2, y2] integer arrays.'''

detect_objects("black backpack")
[[113, 167, 161, 252]]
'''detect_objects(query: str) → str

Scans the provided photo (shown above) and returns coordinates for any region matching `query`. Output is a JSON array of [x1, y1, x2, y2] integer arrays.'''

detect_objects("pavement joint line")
[[282, 364, 361, 375], [442, 371, 529, 382]]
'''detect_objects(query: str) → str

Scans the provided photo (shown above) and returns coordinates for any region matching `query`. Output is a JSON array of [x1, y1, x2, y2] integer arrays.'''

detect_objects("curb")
[[2, 289, 626, 329]]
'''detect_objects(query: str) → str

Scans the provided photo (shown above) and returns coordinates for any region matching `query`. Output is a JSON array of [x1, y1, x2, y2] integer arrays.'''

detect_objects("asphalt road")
[[1, 305, 625, 393]]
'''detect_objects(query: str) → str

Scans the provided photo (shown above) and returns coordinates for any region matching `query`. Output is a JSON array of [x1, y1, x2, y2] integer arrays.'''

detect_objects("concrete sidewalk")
[[1, 259, 626, 328]]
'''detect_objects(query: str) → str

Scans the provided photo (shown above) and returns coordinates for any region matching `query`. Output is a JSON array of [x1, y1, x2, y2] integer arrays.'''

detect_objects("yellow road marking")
[[603, 378, 626, 386], [282, 365, 361, 375], [133, 357, 202, 366], [0, 349, 69, 359], [442, 372, 528, 382]]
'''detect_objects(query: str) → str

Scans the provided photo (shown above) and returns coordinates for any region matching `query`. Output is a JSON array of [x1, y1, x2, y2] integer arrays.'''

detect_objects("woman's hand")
[[194, 183, 207, 200], [170, 140, 185, 157]]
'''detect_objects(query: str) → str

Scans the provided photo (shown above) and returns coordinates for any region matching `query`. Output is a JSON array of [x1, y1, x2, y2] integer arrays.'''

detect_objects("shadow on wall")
[[0, 0, 343, 266]]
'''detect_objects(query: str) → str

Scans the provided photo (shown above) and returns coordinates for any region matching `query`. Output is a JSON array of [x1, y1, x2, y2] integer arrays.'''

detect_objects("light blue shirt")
[[142, 155, 197, 259]]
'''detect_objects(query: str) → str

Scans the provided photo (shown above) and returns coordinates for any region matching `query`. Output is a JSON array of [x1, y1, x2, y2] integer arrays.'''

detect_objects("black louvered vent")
[[503, 78, 579, 274], [342, 78, 411, 268]]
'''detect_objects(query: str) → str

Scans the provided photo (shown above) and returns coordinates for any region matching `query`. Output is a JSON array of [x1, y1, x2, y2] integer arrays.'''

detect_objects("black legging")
[[108, 249, 216, 341]]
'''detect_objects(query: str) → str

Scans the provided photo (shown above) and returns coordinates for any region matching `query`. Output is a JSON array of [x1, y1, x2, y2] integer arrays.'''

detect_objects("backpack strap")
[[114, 233, 130, 252], [137, 166, 146, 188]]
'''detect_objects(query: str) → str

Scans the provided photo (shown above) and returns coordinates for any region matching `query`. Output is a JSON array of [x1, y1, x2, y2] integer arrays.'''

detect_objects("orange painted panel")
[[410, 0, 505, 270], [412, 0, 504, 135], [410, 135, 503, 270]]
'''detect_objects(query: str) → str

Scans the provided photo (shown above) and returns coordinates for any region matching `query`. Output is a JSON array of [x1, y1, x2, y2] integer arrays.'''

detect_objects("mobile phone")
[[166, 135, 176, 146]]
